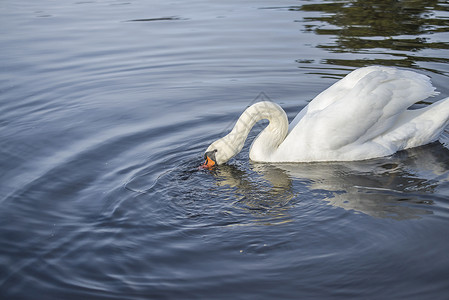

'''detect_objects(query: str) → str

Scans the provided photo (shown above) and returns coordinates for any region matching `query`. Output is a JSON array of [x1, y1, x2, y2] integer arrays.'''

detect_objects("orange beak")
[[200, 155, 216, 169]]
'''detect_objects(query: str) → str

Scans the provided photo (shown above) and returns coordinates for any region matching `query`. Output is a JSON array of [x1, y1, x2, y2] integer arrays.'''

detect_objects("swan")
[[202, 66, 449, 167]]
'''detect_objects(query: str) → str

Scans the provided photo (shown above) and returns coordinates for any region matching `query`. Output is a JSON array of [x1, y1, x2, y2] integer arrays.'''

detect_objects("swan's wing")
[[376, 97, 449, 150], [308, 66, 394, 112], [289, 67, 437, 150], [289, 66, 388, 130]]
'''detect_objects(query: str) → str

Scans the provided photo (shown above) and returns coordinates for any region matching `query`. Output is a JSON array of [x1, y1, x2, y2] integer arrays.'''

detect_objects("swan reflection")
[[211, 164, 296, 225], [213, 142, 449, 220]]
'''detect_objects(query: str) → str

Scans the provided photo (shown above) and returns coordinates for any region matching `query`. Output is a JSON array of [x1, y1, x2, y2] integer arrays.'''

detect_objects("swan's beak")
[[201, 155, 216, 169], [200, 152, 217, 169]]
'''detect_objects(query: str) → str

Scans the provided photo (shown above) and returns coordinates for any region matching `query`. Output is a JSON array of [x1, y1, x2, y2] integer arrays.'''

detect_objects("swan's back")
[[290, 66, 436, 130], [311, 66, 436, 111], [278, 66, 449, 162]]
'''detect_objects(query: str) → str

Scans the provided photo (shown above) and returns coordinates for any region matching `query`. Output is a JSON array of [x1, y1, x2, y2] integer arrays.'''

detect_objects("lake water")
[[1, 0, 449, 299]]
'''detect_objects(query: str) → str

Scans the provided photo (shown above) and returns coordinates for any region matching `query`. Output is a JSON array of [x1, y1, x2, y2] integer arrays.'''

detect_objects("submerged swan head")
[[203, 136, 240, 168], [201, 101, 289, 168]]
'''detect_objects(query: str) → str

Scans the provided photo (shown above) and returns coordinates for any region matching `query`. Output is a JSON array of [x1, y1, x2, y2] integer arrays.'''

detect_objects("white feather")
[[205, 66, 449, 164]]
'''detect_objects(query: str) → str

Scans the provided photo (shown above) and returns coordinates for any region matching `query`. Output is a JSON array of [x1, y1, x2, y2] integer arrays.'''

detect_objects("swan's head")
[[202, 136, 239, 168]]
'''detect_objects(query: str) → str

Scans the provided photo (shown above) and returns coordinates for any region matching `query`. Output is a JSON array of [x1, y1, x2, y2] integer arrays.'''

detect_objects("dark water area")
[[1, 0, 449, 299]]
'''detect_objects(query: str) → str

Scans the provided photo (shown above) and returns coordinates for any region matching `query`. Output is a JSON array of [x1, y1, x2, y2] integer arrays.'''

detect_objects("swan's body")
[[204, 66, 449, 165]]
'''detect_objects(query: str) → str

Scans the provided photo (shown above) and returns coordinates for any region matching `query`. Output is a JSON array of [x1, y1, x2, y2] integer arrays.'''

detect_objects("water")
[[1, 0, 449, 299]]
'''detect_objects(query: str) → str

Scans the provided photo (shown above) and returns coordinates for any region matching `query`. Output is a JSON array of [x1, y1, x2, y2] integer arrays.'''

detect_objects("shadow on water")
[[124, 158, 297, 227], [290, 0, 449, 69], [271, 142, 449, 220], [199, 141, 449, 222], [126, 137, 449, 225], [210, 164, 297, 225]]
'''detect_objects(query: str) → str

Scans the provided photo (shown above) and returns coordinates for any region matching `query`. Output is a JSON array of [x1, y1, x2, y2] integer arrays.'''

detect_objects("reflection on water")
[[1, 0, 449, 298], [293, 0, 449, 68], [210, 142, 449, 221], [211, 164, 296, 225]]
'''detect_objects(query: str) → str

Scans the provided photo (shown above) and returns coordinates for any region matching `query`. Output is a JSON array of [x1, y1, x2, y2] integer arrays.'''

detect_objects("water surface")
[[1, 0, 449, 299]]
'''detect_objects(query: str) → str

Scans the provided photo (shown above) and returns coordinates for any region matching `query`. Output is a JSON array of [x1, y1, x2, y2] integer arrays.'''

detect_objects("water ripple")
[[1, 0, 449, 299]]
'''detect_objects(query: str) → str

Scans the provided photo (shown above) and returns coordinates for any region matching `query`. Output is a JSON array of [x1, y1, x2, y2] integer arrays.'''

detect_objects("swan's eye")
[[209, 150, 217, 160]]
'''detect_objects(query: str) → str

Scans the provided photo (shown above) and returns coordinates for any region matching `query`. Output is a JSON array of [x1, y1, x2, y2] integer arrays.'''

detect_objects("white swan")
[[202, 66, 449, 167]]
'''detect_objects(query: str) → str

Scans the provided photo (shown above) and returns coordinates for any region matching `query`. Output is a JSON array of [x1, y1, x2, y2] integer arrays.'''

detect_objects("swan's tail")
[[378, 97, 449, 150]]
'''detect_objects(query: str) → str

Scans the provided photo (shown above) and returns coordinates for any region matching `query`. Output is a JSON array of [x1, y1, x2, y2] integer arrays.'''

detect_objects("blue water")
[[1, 0, 449, 299]]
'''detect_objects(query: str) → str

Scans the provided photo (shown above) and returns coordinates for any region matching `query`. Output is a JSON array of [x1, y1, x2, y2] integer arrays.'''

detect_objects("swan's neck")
[[224, 101, 289, 162]]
